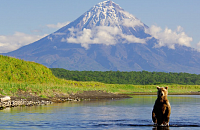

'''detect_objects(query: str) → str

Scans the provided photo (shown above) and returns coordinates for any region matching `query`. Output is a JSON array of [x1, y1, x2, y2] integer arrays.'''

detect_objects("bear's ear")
[[157, 86, 160, 89], [165, 86, 168, 90]]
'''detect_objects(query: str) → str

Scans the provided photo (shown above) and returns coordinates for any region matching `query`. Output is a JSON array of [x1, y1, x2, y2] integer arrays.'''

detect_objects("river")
[[0, 95, 200, 130]]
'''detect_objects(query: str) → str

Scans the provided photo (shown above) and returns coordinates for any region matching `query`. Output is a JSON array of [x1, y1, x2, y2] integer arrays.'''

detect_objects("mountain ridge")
[[3, 0, 200, 74]]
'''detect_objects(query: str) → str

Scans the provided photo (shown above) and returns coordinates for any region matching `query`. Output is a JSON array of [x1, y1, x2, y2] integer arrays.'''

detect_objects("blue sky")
[[0, 0, 200, 53]]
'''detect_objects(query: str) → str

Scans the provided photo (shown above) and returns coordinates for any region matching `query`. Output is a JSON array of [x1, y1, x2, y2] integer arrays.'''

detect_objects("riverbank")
[[1, 90, 200, 109], [1, 82, 200, 99], [0, 91, 130, 109], [0, 81, 200, 110]]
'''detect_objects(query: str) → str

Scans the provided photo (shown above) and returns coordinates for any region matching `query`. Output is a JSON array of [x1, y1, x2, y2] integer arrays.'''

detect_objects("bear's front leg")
[[163, 105, 171, 126], [163, 113, 170, 126], [152, 110, 157, 124]]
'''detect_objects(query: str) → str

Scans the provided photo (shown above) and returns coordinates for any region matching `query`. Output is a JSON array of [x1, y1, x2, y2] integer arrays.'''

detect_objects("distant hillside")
[[0, 55, 58, 83]]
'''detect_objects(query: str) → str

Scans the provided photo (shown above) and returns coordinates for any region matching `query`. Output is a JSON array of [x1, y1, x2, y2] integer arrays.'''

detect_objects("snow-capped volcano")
[[81, 0, 144, 29], [55, 0, 149, 49], [3, 0, 200, 73]]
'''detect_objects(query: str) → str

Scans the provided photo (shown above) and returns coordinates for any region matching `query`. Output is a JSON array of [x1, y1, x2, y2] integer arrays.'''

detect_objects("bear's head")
[[157, 86, 168, 99]]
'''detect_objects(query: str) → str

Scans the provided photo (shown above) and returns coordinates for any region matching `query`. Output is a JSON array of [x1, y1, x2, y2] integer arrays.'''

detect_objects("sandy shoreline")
[[0, 91, 130, 109], [1, 91, 200, 109]]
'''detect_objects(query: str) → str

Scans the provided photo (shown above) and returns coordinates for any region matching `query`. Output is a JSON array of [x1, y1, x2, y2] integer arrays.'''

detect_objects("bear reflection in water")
[[152, 126, 170, 130], [152, 86, 171, 126]]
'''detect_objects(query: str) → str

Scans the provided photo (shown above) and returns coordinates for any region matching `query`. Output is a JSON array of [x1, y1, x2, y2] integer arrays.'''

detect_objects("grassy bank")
[[0, 55, 58, 83], [0, 81, 200, 98], [0, 55, 200, 99]]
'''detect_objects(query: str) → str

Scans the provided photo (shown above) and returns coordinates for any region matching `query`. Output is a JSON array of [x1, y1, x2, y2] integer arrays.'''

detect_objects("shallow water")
[[0, 95, 200, 130]]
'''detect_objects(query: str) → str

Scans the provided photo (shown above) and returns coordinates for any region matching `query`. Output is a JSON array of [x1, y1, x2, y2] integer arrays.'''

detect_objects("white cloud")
[[0, 32, 47, 53], [121, 18, 143, 28], [62, 26, 146, 49], [145, 25, 193, 49], [46, 22, 70, 29], [121, 34, 146, 43], [196, 41, 200, 51], [176, 26, 184, 32], [197, 41, 200, 47]]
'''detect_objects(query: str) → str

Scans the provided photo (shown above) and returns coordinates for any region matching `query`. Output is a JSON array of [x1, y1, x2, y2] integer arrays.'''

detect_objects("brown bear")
[[152, 86, 171, 126]]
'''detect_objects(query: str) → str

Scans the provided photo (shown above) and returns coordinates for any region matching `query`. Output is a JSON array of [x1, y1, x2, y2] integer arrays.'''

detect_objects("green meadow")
[[0, 55, 200, 98]]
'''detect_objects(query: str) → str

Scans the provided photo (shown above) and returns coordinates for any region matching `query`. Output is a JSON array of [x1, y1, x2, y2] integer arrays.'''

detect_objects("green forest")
[[50, 68, 200, 85]]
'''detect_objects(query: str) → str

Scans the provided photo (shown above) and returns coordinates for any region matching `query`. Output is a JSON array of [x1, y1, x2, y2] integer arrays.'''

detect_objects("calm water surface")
[[0, 95, 200, 130]]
